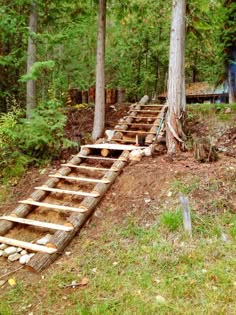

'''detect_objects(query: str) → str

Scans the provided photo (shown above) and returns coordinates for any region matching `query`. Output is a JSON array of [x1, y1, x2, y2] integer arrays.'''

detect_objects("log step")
[[0, 236, 57, 254], [76, 155, 127, 162], [115, 130, 156, 134], [35, 186, 100, 198], [112, 138, 137, 143], [124, 116, 159, 120], [81, 143, 145, 150], [49, 174, 110, 184], [0, 216, 73, 232], [139, 104, 165, 107], [117, 122, 159, 127], [19, 200, 87, 213], [61, 164, 119, 172], [129, 109, 161, 113]]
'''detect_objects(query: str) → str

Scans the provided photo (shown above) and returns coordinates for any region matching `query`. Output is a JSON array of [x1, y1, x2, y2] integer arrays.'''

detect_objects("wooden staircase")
[[0, 101, 167, 272]]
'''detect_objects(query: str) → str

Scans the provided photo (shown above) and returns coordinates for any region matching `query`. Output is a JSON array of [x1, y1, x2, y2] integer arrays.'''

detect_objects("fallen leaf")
[[80, 277, 89, 286], [8, 278, 16, 286]]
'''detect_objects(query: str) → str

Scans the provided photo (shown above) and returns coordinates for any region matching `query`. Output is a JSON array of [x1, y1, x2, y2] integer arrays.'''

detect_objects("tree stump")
[[193, 137, 219, 162]]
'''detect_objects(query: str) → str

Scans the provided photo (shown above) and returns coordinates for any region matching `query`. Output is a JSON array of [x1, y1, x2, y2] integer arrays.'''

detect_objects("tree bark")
[[166, 0, 186, 154], [92, 0, 106, 140], [228, 50, 236, 103], [26, 0, 38, 118]]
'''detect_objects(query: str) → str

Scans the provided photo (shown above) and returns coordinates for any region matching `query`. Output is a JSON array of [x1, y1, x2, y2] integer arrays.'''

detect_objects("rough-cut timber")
[[0, 148, 89, 236], [146, 105, 167, 144], [26, 151, 129, 272]]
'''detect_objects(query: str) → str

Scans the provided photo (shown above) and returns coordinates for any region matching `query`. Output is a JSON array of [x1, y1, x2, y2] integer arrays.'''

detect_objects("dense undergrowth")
[[0, 100, 75, 185]]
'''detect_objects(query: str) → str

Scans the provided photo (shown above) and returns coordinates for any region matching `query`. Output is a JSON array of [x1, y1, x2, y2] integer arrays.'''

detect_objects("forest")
[[0, 1, 236, 314], [0, 0, 235, 181]]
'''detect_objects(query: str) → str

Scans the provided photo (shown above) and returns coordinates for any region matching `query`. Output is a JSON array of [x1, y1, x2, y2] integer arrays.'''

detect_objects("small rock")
[[0, 244, 8, 250], [0, 280, 6, 287], [3, 247, 17, 257], [143, 147, 152, 157], [36, 234, 51, 245], [20, 250, 28, 256], [144, 198, 151, 204], [225, 108, 231, 114], [0, 250, 3, 257], [8, 253, 21, 262], [17, 247, 23, 253], [155, 295, 166, 304], [167, 191, 172, 197], [19, 254, 31, 265], [220, 233, 228, 243], [218, 146, 227, 152]]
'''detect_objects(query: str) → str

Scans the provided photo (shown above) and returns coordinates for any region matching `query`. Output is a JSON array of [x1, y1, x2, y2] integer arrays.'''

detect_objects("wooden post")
[[180, 195, 192, 237]]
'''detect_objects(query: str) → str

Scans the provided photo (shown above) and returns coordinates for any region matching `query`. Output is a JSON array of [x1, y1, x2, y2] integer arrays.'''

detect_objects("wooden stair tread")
[[0, 216, 73, 232], [115, 130, 156, 134], [76, 155, 126, 161], [19, 200, 87, 213], [129, 109, 161, 113], [139, 104, 165, 107], [0, 236, 57, 254], [117, 122, 159, 127], [35, 186, 100, 197], [124, 116, 159, 119], [81, 143, 145, 150], [49, 174, 110, 184], [61, 164, 119, 172], [112, 138, 138, 143]]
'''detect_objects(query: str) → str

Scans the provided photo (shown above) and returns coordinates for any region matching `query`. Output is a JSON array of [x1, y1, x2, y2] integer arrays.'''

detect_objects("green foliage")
[[20, 60, 55, 82], [0, 100, 75, 182], [18, 99, 75, 158]]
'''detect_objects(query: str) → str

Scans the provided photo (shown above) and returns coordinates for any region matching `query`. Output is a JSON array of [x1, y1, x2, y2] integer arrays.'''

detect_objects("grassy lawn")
[[0, 197, 235, 314]]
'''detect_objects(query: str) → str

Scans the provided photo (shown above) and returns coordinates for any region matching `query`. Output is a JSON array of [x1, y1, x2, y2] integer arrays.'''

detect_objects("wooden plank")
[[35, 186, 100, 198], [129, 109, 161, 113], [81, 143, 146, 150], [19, 200, 87, 213], [0, 236, 57, 254], [139, 104, 165, 107], [117, 122, 159, 127], [114, 130, 156, 134], [0, 216, 73, 232], [123, 116, 159, 119], [61, 164, 119, 172], [49, 174, 110, 184], [111, 138, 137, 143], [76, 155, 127, 162]]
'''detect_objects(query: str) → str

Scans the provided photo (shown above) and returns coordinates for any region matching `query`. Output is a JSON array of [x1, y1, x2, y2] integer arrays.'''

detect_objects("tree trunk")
[[228, 49, 236, 103], [166, 0, 186, 155], [26, 0, 38, 118], [92, 0, 106, 140]]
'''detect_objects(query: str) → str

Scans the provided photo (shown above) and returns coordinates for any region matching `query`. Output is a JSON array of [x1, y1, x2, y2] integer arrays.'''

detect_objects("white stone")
[[105, 130, 115, 141], [20, 250, 28, 256], [0, 250, 3, 257], [3, 246, 17, 257], [36, 234, 51, 245], [155, 295, 166, 304], [17, 247, 23, 253], [0, 244, 7, 250], [143, 147, 152, 157], [8, 253, 21, 262], [19, 254, 31, 265]]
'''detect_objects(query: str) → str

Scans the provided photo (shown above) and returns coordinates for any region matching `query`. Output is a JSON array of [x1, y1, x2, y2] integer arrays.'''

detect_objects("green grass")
[[0, 209, 235, 315]]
